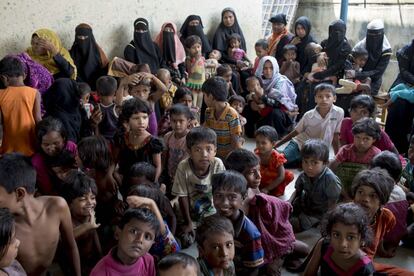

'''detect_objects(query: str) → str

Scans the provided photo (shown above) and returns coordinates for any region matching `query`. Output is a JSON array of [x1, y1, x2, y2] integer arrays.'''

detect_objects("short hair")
[[186, 126, 217, 149], [0, 153, 36, 194], [169, 104, 192, 119], [212, 170, 247, 197], [216, 64, 232, 77], [246, 75, 263, 87], [370, 151, 402, 182], [352, 47, 369, 58], [321, 202, 372, 246], [78, 82, 92, 98], [77, 136, 112, 171], [128, 162, 156, 183], [301, 139, 330, 163], [255, 39, 268, 50], [173, 86, 193, 104], [350, 95, 376, 117], [201, 76, 228, 101], [36, 117, 67, 148], [225, 149, 259, 173], [351, 168, 394, 205], [351, 118, 381, 140], [158, 253, 200, 274], [96, 76, 117, 96], [185, 35, 202, 49], [0, 56, 24, 78], [120, 98, 152, 123], [118, 207, 160, 237], [196, 214, 234, 247], [0, 208, 15, 260], [314, 83, 336, 96], [227, 33, 241, 43], [61, 170, 97, 204], [157, 68, 170, 78], [255, 125, 278, 142], [282, 44, 297, 54], [136, 63, 151, 73], [228, 95, 246, 106]]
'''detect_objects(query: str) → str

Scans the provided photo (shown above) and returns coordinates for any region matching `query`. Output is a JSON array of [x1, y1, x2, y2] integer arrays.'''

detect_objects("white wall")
[[0, 0, 262, 60]]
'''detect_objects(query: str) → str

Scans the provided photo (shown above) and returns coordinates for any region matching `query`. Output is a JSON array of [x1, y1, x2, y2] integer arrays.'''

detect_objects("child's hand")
[[124, 73, 142, 86], [159, 183, 166, 194], [87, 210, 100, 229], [254, 87, 264, 97], [126, 195, 155, 209], [90, 107, 103, 127]]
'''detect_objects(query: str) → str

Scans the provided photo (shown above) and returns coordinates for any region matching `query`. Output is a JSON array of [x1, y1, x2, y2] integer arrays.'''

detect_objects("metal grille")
[[262, 0, 300, 37]]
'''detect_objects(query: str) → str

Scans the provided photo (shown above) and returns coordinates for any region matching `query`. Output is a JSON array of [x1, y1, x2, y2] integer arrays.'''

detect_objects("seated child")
[[203, 77, 242, 159], [280, 44, 301, 84], [304, 202, 375, 276], [157, 68, 178, 112], [254, 126, 294, 197], [228, 95, 247, 133], [227, 34, 251, 67], [246, 75, 273, 118], [253, 39, 269, 74], [212, 171, 265, 275], [400, 136, 414, 193], [61, 170, 102, 276], [171, 127, 225, 247], [158, 252, 200, 276], [310, 52, 337, 84], [216, 64, 237, 97], [330, 118, 381, 198], [277, 83, 344, 166], [289, 139, 342, 233], [196, 214, 236, 276], [0, 153, 80, 275], [205, 49, 221, 79], [338, 47, 371, 94], [90, 208, 159, 276]]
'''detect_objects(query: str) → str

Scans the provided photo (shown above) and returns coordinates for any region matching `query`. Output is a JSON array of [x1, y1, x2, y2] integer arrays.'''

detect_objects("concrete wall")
[[0, 0, 261, 60]]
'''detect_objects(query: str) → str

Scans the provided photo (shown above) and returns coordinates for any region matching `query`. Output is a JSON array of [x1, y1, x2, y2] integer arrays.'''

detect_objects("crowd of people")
[[0, 6, 414, 276]]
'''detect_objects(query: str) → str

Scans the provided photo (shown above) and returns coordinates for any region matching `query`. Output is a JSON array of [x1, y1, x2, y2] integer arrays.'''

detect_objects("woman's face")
[[31, 35, 47, 56], [223, 11, 235, 27], [296, 24, 307, 39], [272, 22, 285, 35], [189, 19, 200, 26], [263, 61, 273, 79]]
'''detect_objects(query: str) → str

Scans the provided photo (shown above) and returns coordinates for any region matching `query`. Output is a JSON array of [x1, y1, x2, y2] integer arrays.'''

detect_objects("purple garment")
[[148, 111, 158, 136]]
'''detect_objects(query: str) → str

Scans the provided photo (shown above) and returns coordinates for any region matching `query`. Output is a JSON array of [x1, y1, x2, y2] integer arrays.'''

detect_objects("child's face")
[[0, 228, 19, 268], [199, 231, 234, 271], [284, 50, 297, 61], [126, 112, 149, 132], [116, 219, 156, 264], [70, 191, 97, 218], [408, 143, 414, 164], [247, 78, 262, 94], [209, 50, 221, 60], [302, 157, 326, 178], [295, 24, 306, 38], [243, 165, 261, 189], [179, 94, 193, 108], [157, 72, 171, 86], [255, 46, 267, 59], [81, 93, 90, 105], [263, 60, 273, 79], [255, 135, 275, 155], [353, 133, 376, 153], [189, 118, 199, 129], [230, 100, 244, 114], [0, 187, 20, 214], [350, 106, 370, 123], [353, 185, 381, 219], [170, 114, 190, 136], [314, 89, 336, 110], [189, 43, 202, 57], [213, 188, 243, 221], [130, 84, 151, 101], [203, 93, 214, 108], [220, 70, 232, 84], [354, 55, 368, 68], [51, 166, 73, 181], [329, 222, 362, 260], [189, 142, 216, 172], [41, 131, 65, 157], [229, 38, 240, 49], [159, 263, 199, 276]]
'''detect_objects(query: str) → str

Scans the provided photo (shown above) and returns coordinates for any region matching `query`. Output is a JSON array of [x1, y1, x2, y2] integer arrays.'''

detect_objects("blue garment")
[[282, 140, 301, 166], [390, 83, 414, 103]]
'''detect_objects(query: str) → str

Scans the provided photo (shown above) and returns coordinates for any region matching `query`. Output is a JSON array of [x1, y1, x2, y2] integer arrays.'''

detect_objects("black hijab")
[[180, 15, 212, 55], [132, 18, 160, 73], [212, 8, 246, 53], [294, 16, 315, 71], [324, 20, 348, 63]]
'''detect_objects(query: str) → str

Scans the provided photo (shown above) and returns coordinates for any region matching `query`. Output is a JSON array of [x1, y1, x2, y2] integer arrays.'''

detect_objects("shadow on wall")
[[107, 25, 130, 59]]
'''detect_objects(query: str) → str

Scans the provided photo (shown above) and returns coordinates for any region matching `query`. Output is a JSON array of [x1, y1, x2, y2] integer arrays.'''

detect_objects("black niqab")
[[180, 15, 212, 54], [132, 18, 159, 73], [325, 20, 347, 63], [365, 28, 385, 70], [162, 31, 176, 64]]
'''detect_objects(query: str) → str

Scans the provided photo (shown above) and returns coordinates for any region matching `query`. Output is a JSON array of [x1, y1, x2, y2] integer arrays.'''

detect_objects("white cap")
[[367, 19, 384, 30]]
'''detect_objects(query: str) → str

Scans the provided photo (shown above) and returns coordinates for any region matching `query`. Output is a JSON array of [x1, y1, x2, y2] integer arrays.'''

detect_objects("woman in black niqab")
[[180, 15, 212, 56]]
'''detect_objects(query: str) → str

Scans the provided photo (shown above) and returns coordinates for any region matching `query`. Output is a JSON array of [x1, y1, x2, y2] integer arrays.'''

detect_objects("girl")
[[32, 117, 78, 195], [304, 202, 374, 276], [179, 15, 212, 57]]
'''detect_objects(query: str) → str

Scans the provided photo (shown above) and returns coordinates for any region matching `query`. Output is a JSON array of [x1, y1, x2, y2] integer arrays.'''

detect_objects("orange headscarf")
[[267, 27, 289, 56]]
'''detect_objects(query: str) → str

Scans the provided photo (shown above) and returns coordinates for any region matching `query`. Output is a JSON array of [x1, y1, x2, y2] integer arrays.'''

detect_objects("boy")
[[171, 127, 225, 245], [253, 39, 268, 74], [90, 208, 159, 275], [276, 83, 344, 166], [0, 153, 81, 275], [203, 77, 242, 160], [280, 44, 301, 84], [96, 75, 119, 142], [289, 139, 341, 233], [157, 68, 177, 111], [196, 214, 236, 276], [212, 171, 265, 275]]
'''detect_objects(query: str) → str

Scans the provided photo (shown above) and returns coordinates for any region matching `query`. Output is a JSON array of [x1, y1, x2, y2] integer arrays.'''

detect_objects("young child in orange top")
[[255, 126, 294, 196]]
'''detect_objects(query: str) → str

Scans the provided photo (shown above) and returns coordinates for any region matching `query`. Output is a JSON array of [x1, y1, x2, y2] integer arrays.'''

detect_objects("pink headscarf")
[[154, 22, 186, 68]]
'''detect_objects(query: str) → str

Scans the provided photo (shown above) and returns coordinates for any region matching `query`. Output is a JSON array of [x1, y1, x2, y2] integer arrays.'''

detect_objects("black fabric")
[[212, 8, 246, 53], [365, 28, 385, 70], [269, 13, 287, 25], [52, 53, 75, 80], [162, 31, 176, 64], [42, 78, 82, 142], [294, 16, 316, 74], [274, 33, 294, 66], [180, 15, 212, 55]]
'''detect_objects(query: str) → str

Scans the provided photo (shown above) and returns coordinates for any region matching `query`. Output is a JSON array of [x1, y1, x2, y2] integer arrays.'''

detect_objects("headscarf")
[[353, 19, 391, 71], [27, 28, 77, 79], [294, 16, 315, 69], [267, 14, 289, 56], [212, 7, 247, 53], [42, 78, 82, 142], [324, 19, 348, 63], [154, 22, 186, 69], [70, 23, 108, 86], [179, 15, 212, 55], [255, 56, 284, 92]]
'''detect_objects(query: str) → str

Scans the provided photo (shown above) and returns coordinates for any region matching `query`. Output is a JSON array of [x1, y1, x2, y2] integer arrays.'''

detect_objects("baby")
[[205, 49, 221, 79]]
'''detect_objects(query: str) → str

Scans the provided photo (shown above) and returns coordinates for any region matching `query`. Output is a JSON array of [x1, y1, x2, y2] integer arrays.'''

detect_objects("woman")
[[267, 13, 294, 66], [27, 28, 77, 80], [70, 23, 108, 90], [291, 16, 316, 74], [179, 15, 212, 56], [351, 19, 392, 95], [124, 18, 164, 74]]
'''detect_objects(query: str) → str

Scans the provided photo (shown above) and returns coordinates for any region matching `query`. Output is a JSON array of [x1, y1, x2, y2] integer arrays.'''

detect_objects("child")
[[196, 214, 236, 276], [304, 202, 375, 276], [280, 44, 301, 84], [205, 49, 221, 79], [255, 126, 294, 196], [157, 68, 178, 112], [216, 64, 237, 98], [96, 75, 119, 143], [61, 170, 102, 276], [203, 77, 242, 160], [158, 253, 200, 276], [171, 127, 225, 246], [276, 83, 344, 166], [185, 35, 206, 110], [227, 33, 250, 64], [330, 118, 381, 198], [338, 47, 371, 94], [0, 56, 41, 156], [0, 153, 81, 275], [246, 76, 273, 119], [253, 39, 269, 74], [212, 171, 264, 275], [289, 139, 342, 233], [228, 95, 247, 131], [90, 208, 159, 276]]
